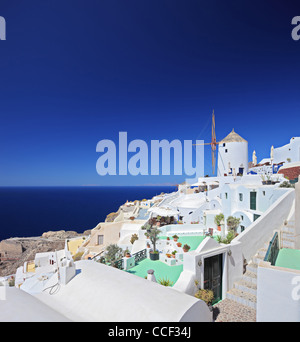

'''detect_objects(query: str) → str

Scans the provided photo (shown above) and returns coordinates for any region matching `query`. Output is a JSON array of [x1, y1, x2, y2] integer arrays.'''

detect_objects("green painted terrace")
[[275, 248, 300, 271], [126, 235, 216, 286]]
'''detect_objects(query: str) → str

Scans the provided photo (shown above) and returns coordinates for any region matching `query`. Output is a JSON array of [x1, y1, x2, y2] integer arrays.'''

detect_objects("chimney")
[[147, 269, 156, 283]]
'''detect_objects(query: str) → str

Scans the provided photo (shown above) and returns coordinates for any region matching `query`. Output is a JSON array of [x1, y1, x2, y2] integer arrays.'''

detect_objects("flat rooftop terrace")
[[126, 235, 217, 285], [159, 235, 208, 251], [126, 259, 183, 286], [275, 248, 300, 271]]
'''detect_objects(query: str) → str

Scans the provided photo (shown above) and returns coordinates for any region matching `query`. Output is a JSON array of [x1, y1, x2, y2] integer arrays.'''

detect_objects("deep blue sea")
[[0, 186, 176, 241]]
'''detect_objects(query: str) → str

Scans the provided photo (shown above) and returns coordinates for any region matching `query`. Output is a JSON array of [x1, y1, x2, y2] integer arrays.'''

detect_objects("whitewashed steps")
[[226, 245, 267, 310], [227, 288, 257, 310]]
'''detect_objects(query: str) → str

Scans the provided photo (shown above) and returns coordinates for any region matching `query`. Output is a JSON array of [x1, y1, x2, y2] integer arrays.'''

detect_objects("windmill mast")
[[193, 110, 219, 175], [211, 110, 217, 174]]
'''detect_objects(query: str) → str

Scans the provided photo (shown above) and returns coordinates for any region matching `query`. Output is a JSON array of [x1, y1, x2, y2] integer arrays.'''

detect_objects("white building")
[[273, 137, 300, 164], [217, 129, 248, 177], [249, 137, 300, 175], [221, 181, 290, 234], [15, 248, 76, 292]]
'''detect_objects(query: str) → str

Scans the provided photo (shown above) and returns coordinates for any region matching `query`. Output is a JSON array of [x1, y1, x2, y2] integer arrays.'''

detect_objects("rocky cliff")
[[0, 230, 91, 277]]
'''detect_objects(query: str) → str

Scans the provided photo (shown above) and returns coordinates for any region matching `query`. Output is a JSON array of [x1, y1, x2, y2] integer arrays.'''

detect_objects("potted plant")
[[177, 242, 182, 247], [214, 213, 224, 232], [195, 289, 214, 311], [183, 244, 191, 252], [156, 215, 161, 223], [171, 250, 177, 258], [149, 227, 161, 261], [172, 234, 179, 242], [130, 233, 138, 245], [166, 253, 172, 258], [166, 237, 170, 241], [226, 216, 240, 234]]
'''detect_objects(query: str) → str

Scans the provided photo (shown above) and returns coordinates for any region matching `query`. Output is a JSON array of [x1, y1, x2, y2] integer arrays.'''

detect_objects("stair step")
[[286, 220, 295, 226], [258, 248, 267, 257], [282, 242, 296, 249], [234, 280, 257, 295], [226, 288, 257, 309], [282, 226, 295, 234], [253, 254, 265, 265], [282, 231, 295, 238], [282, 236, 295, 242], [244, 270, 257, 284], [281, 237, 296, 249], [246, 262, 258, 274]]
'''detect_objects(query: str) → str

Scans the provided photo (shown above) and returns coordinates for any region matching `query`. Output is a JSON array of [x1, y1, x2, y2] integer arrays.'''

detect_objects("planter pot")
[[177, 243, 182, 247], [217, 225, 221, 232], [172, 254, 176, 258], [125, 253, 131, 258], [183, 249, 189, 253], [149, 252, 159, 261], [173, 238, 178, 242], [266, 180, 272, 185]]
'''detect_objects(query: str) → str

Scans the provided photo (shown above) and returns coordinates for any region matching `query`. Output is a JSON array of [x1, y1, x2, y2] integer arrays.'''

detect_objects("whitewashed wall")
[[235, 189, 295, 261], [257, 262, 300, 322]]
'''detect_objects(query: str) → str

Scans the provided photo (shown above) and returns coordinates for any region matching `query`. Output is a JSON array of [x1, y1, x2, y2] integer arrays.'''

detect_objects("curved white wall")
[[35, 260, 212, 322], [218, 141, 248, 177]]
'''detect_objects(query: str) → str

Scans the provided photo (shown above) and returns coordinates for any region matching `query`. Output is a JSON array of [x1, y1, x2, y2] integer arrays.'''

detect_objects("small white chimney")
[[147, 269, 156, 283]]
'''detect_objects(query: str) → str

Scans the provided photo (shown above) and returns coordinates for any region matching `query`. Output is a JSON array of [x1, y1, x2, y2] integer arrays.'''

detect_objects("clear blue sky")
[[0, 0, 300, 186]]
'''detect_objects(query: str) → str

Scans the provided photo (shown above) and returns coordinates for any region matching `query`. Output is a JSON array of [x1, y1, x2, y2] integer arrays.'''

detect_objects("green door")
[[204, 254, 223, 304], [250, 191, 257, 210]]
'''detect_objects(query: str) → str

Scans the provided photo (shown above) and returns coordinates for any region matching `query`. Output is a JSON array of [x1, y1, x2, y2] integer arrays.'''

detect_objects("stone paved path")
[[212, 299, 256, 322]]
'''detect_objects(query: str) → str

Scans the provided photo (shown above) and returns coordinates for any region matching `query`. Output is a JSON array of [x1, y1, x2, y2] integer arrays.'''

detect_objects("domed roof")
[[220, 129, 247, 143]]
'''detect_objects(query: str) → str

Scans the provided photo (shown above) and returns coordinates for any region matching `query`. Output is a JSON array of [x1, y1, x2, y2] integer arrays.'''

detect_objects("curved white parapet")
[[34, 260, 212, 322]]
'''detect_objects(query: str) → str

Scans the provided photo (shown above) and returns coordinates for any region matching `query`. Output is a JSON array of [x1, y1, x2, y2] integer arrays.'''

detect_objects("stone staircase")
[[226, 243, 269, 310], [226, 218, 297, 310], [281, 219, 296, 249]]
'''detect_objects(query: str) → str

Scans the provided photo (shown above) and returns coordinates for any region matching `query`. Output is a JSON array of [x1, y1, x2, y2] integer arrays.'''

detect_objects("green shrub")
[[104, 244, 123, 264], [216, 231, 236, 244], [214, 213, 224, 226], [227, 216, 240, 233], [130, 233, 138, 245], [195, 289, 214, 305], [279, 181, 295, 188], [158, 277, 174, 287]]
